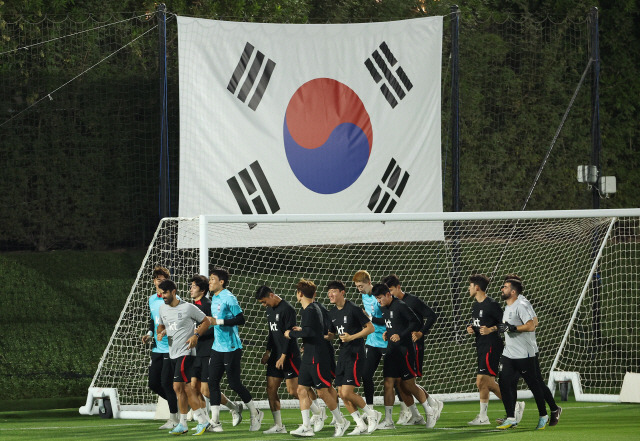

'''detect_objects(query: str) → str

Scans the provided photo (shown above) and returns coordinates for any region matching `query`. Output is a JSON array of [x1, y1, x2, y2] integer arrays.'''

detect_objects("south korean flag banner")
[[177, 17, 444, 246]]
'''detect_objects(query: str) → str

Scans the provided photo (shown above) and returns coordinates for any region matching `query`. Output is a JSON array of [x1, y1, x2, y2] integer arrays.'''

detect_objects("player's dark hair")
[[210, 267, 230, 288], [158, 279, 177, 292], [382, 274, 401, 288], [190, 275, 209, 295], [327, 280, 346, 292], [504, 279, 523, 294], [352, 270, 371, 284], [296, 278, 316, 298], [371, 283, 390, 297], [152, 265, 170, 279], [255, 285, 273, 300], [503, 273, 522, 282], [469, 274, 490, 292]]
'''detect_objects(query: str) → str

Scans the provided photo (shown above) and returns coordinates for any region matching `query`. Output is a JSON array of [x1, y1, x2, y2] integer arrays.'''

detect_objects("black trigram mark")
[[367, 158, 410, 213], [227, 161, 280, 215], [364, 41, 413, 109], [227, 42, 276, 111]]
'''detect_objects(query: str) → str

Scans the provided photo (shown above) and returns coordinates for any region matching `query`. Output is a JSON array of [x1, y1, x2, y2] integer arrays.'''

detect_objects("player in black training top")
[[372, 283, 440, 430], [284, 279, 350, 438], [326, 280, 381, 435], [382, 274, 442, 426], [255, 285, 302, 434], [465, 274, 504, 426]]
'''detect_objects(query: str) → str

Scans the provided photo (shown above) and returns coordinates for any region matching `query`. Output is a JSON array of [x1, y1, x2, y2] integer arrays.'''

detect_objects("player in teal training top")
[[207, 267, 264, 432]]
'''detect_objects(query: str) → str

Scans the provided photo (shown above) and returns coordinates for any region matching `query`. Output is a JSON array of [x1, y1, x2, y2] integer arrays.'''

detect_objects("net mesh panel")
[[0, 13, 171, 251], [92, 215, 639, 406]]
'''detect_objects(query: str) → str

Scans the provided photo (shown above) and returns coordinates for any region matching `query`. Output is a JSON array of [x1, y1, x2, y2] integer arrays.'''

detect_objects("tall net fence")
[[91, 213, 640, 407], [1, 10, 594, 252], [0, 12, 176, 251]]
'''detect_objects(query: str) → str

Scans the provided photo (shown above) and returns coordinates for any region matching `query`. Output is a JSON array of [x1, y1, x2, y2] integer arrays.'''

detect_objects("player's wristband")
[[216, 319, 225, 326], [194, 332, 200, 338], [146, 331, 153, 337]]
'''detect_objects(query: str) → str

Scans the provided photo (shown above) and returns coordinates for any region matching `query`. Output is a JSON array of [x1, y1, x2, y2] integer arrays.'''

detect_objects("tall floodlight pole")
[[158, 3, 170, 219], [590, 6, 602, 348]]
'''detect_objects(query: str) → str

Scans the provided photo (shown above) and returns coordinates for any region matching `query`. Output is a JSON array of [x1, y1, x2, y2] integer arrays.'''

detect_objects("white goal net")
[[84, 209, 640, 417]]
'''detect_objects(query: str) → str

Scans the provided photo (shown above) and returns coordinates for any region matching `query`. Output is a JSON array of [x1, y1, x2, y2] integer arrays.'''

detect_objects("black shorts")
[[335, 348, 364, 387], [298, 360, 334, 389], [266, 353, 301, 379], [383, 345, 417, 380], [477, 344, 502, 377], [171, 355, 195, 383], [191, 355, 210, 381]]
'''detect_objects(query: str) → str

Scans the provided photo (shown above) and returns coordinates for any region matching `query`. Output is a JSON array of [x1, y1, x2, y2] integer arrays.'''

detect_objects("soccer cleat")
[[347, 423, 368, 436], [407, 414, 426, 425], [192, 422, 210, 436], [496, 417, 517, 430], [425, 410, 436, 429], [333, 419, 351, 437], [397, 409, 411, 425], [468, 414, 490, 425], [515, 401, 525, 424], [291, 425, 315, 437], [376, 420, 395, 430], [535, 415, 549, 430], [249, 409, 264, 432], [311, 407, 327, 432], [159, 419, 178, 430], [263, 424, 287, 434], [433, 398, 444, 422], [549, 406, 562, 426], [169, 423, 189, 435], [231, 402, 243, 427], [495, 415, 506, 425], [205, 422, 223, 432], [367, 410, 381, 434]]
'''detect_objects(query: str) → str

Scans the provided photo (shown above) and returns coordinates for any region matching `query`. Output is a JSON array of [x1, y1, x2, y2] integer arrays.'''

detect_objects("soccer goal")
[[80, 209, 640, 418]]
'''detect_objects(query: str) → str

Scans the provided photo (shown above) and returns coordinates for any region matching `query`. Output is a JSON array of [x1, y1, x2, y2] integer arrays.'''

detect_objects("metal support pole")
[[451, 5, 460, 213], [590, 6, 602, 349], [450, 5, 463, 339], [158, 4, 170, 219]]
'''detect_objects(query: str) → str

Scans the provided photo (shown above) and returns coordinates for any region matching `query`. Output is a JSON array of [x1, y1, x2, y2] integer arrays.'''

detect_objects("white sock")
[[211, 405, 220, 423], [246, 400, 258, 418], [426, 395, 438, 408], [273, 410, 282, 426], [384, 406, 393, 422], [179, 413, 188, 427], [302, 409, 311, 428], [399, 401, 408, 411], [409, 404, 420, 418], [169, 412, 179, 423], [194, 408, 208, 424], [330, 407, 345, 424], [480, 402, 488, 418], [362, 404, 376, 417], [421, 400, 432, 415], [351, 411, 364, 427], [310, 400, 321, 415]]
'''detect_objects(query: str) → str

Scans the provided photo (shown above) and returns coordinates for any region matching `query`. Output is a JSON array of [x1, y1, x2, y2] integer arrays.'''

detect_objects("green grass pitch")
[[1, 400, 639, 440]]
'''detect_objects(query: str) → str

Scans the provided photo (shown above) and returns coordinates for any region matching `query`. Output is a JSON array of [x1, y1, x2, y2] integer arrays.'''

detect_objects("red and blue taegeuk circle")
[[283, 78, 373, 194]]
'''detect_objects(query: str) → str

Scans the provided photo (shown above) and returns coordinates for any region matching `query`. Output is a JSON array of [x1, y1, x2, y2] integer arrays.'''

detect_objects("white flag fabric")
[[177, 17, 443, 220]]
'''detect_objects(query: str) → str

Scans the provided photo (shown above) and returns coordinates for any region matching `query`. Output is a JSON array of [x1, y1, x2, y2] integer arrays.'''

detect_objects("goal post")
[[82, 208, 640, 417]]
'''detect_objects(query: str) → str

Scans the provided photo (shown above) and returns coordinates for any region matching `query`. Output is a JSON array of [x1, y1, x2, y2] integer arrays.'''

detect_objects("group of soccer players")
[[143, 265, 561, 436]]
